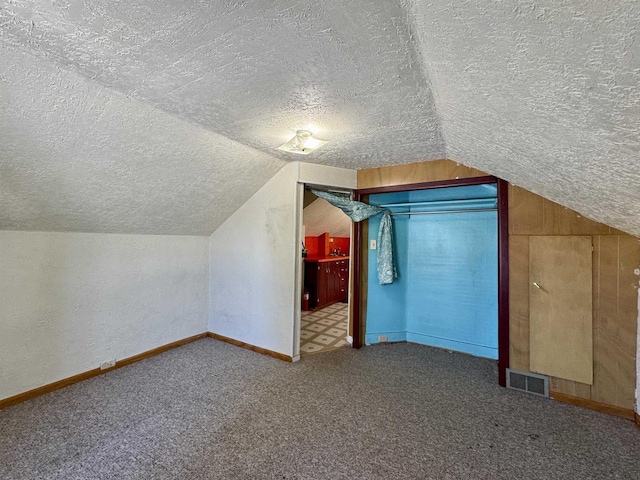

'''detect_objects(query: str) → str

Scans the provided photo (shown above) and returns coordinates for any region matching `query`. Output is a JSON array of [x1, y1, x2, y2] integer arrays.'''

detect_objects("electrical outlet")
[[100, 359, 116, 370], [378, 335, 388, 343], [370, 239, 377, 250]]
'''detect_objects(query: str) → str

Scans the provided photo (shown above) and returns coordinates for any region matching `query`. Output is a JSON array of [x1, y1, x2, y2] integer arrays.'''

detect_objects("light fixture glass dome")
[[277, 130, 328, 155]]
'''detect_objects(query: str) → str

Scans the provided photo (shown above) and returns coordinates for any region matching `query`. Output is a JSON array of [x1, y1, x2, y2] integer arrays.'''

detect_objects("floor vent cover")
[[506, 368, 549, 397]]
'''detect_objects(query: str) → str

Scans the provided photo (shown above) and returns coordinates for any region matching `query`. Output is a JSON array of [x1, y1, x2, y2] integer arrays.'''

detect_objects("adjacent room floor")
[[300, 302, 349, 354], [1, 339, 639, 479]]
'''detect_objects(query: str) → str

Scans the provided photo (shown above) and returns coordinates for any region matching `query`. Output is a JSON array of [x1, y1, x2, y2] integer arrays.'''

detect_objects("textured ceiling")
[[408, 0, 640, 236], [0, 0, 443, 167], [0, 45, 284, 235], [1, 1, 639, 236]]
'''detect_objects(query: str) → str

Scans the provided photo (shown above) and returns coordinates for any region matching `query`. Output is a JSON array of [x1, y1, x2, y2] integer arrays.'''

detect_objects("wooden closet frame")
[[352, 176, 510, 387]]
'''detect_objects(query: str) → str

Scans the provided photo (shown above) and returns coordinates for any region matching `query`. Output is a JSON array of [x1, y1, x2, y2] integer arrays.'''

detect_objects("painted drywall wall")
[[404, 211, 498, 358], [297, 162, 358, 190], [208, 163, 298, 357], [365, 212, 409, 344], [0, 231, 208, 401], [303, 198, 351, 237], [208, 162, 356, 358]]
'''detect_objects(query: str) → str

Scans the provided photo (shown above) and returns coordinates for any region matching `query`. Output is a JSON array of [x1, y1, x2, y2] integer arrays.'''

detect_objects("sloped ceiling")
[[408, 1, 640, 236], [0, 46, 284, 235], [1, 1, 638, 236]]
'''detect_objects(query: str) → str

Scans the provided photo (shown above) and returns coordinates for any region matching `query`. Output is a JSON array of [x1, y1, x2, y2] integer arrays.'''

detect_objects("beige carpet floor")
[[1, 339, 639, 479]]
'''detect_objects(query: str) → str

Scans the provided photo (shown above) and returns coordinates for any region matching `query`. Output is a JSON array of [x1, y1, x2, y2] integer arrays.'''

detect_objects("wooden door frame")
[[298, 183, 355, 357], [352, 176, 510, 387]]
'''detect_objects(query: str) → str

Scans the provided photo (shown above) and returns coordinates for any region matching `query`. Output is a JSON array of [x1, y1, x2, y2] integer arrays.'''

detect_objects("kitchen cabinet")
[[304, 257, 349, 310]]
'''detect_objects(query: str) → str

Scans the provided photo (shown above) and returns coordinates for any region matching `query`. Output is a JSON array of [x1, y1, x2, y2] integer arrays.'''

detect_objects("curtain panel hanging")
[[311, 190, 397, 285]]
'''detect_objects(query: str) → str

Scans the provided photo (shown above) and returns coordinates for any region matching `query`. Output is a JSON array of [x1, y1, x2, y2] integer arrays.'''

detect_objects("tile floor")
[[300, 302, 349, 354]]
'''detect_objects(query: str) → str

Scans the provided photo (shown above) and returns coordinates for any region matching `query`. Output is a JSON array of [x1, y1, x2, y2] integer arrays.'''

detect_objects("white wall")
[[208, 163, 298, 357], [304, 198, 352, 237], [297, 162, 358, 190], [0, 231, 209, 401], [208, 162, 356, 358]]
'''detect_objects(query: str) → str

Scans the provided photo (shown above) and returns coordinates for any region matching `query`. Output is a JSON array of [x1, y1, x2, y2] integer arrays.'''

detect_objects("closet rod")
[[378, 198, 496, 208], [390, 208, 497, 216]]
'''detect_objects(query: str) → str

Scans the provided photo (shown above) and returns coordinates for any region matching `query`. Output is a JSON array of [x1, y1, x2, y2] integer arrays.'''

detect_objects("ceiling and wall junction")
[[0, 1, 638, 236]]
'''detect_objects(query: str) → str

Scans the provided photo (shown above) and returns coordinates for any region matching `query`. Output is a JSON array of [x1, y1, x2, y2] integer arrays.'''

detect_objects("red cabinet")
[[304, 258, 349, 310]]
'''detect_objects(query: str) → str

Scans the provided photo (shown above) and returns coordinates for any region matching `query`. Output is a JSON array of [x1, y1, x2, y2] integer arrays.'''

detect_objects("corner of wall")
[[207, 162, 299, 356], [206, 161, 357, 357]]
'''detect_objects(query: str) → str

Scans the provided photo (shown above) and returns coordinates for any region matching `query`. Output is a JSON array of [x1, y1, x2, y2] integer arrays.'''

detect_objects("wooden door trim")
[[352, 194, 363, 349], [356, 175, 498, 195], [496, 179, 510, 387], [352, 176, 510, 387]]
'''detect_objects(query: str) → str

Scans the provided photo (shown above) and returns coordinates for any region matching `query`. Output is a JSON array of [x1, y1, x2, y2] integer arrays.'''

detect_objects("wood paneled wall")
[[357, 159, 488, 189], [358, 160, 639, 411], [509, 185, 639, 410]]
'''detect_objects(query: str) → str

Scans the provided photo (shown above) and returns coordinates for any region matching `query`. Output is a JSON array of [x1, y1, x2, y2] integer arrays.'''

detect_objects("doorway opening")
[[298, 186, 353, 355], [366, 183, 498, 356], [352, 176, 510, 386]]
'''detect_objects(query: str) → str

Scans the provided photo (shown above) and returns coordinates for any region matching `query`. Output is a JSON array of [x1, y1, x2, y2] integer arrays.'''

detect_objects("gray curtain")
[[311, 190, 397, 285]]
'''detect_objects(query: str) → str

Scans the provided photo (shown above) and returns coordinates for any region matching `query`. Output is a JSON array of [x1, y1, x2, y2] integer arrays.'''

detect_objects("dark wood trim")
[[355, 176, 498, 196], [352, 191, 363, 349], [0, 333, 207, 410], [207, 332, 293, 362], [497, 178, 510, 387], [551, 391, 636, 421], [352, 175, 509, 387], [636, 412, 640, 428]]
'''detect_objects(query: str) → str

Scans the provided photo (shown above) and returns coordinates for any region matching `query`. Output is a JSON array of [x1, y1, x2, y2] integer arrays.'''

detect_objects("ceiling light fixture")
[[276, 130, 328, 155]]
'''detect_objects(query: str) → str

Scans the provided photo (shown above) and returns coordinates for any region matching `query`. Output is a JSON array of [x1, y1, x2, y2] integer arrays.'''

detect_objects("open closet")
[[363, 183, 499, 359], [299, 187, 352, 355]]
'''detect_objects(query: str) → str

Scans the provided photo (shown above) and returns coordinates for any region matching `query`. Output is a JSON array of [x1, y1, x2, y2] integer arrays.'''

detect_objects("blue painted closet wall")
[[365, 185, 498, 359]]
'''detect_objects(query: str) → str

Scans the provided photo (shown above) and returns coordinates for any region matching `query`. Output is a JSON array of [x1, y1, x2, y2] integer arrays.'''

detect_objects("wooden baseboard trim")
[[0, 333, 207, 410], [550, 391, 636, 421], [1, 332, 289, 410], [635, 412, 640, 428], [206, 332, 292, 362]]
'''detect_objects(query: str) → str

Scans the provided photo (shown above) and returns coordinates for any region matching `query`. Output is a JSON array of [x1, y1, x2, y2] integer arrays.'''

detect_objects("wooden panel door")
[[529, 236, 593, 384]]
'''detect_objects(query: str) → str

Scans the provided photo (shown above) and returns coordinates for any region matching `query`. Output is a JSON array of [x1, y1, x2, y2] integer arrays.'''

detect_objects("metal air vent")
[[506, 368, 549, 397]]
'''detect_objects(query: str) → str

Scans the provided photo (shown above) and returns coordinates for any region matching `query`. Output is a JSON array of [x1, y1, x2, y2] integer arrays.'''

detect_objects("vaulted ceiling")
[[1, 1, 638, 236], [304, 198, 351, 238]]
